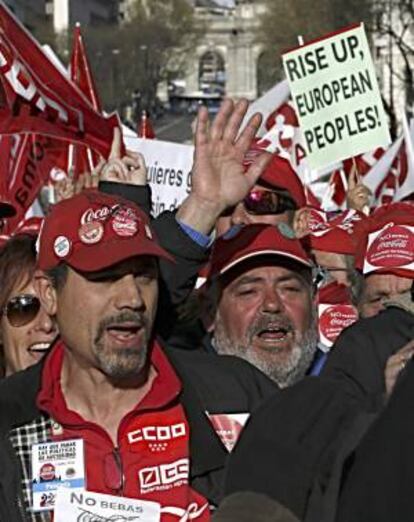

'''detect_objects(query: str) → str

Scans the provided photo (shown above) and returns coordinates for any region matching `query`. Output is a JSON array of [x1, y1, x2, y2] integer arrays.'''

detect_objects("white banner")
[[125, 136, 194, 216]]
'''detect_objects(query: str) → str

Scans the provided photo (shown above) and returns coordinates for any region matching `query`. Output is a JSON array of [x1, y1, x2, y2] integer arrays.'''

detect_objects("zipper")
[[112, 446, 125, 496]]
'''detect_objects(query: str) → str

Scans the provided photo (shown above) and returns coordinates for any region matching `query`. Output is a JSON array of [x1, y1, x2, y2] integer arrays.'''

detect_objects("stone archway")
[[198, 49, 226, 95]]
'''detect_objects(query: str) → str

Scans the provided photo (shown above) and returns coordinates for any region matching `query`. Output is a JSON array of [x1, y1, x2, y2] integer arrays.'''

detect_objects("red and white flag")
[[239, 79, 290, 137], [393, 114, 414, 202], [68, 23, 104, 177], [137, 110, 155, 139], [0, 3, 119, 155], [0, 134, 67, 233]]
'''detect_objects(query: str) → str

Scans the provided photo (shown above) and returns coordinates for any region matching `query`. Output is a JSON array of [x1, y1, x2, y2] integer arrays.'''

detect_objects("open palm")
[[192, 98, 271, 215]]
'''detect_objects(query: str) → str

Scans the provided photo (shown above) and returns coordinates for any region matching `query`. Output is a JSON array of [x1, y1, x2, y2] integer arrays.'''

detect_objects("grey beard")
[[212, 318, 318, 388], [93, 311, 150, 380]]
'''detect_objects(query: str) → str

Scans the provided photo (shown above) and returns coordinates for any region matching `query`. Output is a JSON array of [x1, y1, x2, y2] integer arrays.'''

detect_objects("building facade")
[[181, 0, 265, 100], [49, 0, 119, 32]]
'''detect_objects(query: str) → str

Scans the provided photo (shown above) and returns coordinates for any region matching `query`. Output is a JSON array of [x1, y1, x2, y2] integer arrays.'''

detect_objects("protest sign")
[[54, 489, 161, 522], [126, 137, 194, 216], [282, 23, 391, 170]]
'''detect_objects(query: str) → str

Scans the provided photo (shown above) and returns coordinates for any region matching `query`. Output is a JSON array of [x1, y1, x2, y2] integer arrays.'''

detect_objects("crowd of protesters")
[[0, 94, 413, 522]]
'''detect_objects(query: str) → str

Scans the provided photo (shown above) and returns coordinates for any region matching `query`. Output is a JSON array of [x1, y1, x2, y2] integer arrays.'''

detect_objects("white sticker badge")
[[31, 439, 85, 512], [53, 236, 71, 258], [54, 489, 161, 522]]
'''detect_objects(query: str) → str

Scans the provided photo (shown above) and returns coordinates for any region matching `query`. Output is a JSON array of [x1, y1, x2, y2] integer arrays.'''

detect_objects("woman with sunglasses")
[[0, 234, 57, 376]]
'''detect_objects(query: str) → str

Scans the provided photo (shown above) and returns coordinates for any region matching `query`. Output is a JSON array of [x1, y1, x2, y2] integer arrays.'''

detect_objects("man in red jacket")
[[0, 99, 277, 522]]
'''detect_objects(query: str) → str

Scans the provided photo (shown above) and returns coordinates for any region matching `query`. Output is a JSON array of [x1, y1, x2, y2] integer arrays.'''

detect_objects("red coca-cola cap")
[[354, 202, 414, 278], [37, 190, 173, 271], [208, 223, 312, 279], [309, 210, 363, 255]]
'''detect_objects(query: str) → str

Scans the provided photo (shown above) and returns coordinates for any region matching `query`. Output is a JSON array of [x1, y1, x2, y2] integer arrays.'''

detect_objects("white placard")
[[54, 489, 161, 522], [282, 23, 391, 170]]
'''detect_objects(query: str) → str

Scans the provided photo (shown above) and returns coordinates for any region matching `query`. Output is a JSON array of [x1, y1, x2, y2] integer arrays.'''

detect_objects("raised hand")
[[177, 98, 271, 234], [100, 127, 147, 186], [54, 177, 75, 203], [346, 166, 371, 213]]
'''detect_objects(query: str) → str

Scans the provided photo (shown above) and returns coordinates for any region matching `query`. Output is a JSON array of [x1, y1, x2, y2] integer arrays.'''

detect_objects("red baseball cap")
[[354, 202, 414, 277], [37, 190, 174, 272], [208, 223, 312, 279], [243, 144, 306, 208], [309, 210, 364, 255]]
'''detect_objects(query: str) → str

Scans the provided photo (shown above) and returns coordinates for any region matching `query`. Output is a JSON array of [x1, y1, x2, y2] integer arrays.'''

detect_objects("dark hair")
[[45, 263, 69, 290], [0, 234, 37, 312]]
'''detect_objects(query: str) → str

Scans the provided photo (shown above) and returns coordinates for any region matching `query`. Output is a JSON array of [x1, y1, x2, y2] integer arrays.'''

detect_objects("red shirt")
[[37, 340, 210, 521]]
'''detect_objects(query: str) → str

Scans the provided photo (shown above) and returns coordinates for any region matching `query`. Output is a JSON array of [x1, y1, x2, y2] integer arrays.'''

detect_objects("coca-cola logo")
[[111, 208, 139, 237], [366, 224, 414, 268], [319, 304, 358, 345], [81, 205, 113, 225]]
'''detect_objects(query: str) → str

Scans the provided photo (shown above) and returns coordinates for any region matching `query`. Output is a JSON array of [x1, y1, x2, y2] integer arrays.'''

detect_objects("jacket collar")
[[0, 340, 228, 479]]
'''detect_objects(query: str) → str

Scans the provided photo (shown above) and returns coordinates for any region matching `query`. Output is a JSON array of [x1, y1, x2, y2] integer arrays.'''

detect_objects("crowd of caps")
[[0, 98, 412, 522]]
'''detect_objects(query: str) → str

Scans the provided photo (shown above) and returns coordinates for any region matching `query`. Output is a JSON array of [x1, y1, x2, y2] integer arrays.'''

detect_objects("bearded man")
[[203, 224, 318, 388]]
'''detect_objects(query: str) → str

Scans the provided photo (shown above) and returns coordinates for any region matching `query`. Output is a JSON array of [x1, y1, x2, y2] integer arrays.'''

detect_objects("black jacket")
[[223, 377, 375, 522], [336, 357, 414, 522], [0, 343, 277, 521], [322, 306, 414, 406]]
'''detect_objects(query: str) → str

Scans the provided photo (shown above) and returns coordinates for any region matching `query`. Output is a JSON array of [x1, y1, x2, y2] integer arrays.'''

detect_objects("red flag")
[[374, 143, 408, 204], [70, 23, 102, 113], [0, 3, 119, 156], [0, 135, 17, 219], [329, 147, 386, 207], [68, 23, 103, 177], [137, 110, 155, 139], [0, 134, 65, 233], [330, 170, 347, 207]]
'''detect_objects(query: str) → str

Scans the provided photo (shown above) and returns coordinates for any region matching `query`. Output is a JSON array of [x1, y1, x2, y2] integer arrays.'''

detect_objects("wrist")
[[176, 194, 224, 235]]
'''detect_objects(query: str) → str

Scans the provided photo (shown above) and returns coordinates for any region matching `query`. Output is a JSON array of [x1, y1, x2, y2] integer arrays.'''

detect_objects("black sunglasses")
[[243, 190, 297, 215], [2, 294, 41, 327], [222, 189, 297, 217]]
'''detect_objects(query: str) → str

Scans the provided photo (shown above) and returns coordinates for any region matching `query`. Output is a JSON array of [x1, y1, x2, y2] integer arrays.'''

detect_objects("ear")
[[33, 270, 58, 316], [293, 207, 312, 239], [198, 285, 219, 333]]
